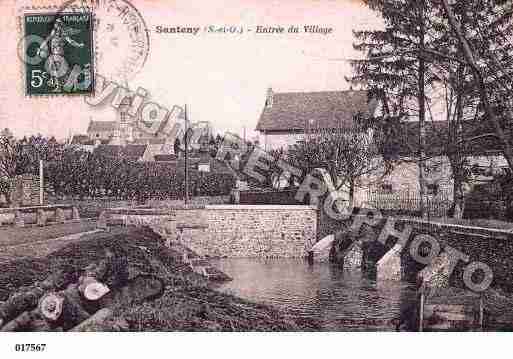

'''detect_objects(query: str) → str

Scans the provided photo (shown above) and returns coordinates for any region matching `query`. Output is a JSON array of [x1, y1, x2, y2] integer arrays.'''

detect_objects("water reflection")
[[212, 259, 417, 331]]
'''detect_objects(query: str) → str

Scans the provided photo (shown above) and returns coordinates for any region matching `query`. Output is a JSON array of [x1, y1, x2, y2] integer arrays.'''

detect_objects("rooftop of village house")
[[255, 89, 379, 132]]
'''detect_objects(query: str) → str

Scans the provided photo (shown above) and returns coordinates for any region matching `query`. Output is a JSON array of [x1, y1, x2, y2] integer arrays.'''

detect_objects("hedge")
[[46, 152, 235, 201]]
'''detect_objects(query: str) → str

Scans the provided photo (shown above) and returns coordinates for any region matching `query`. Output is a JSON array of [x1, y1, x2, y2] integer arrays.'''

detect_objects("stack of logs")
[[0, 249, 164, 332]]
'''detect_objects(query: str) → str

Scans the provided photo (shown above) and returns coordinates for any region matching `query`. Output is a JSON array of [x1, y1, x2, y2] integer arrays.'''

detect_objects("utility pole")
[[39, 159, 44, 205], [184, 104, 189, 206]]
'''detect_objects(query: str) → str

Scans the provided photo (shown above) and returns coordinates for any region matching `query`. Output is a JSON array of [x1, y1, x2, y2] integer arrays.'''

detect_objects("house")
[[370, 120, 510, 204], [256, 88, 378, 151], [255, 88, 511, 213]]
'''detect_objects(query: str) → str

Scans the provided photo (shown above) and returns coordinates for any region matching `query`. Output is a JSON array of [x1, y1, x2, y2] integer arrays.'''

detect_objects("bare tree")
[[288, 117, 391, 208]]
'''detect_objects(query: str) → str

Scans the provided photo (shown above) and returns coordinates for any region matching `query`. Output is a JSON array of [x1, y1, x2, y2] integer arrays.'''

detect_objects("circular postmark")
[[58, 0, 150, 83]]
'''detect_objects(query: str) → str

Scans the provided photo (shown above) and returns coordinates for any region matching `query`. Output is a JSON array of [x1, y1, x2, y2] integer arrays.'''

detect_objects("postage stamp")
[[23, 11, 94, 95]]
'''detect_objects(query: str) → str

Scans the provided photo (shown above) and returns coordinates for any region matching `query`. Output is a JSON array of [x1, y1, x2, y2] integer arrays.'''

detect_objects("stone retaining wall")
[[107, 205, 318, 259]]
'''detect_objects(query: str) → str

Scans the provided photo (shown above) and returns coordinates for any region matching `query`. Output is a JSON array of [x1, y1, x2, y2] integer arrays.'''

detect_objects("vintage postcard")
[[1, 0, 513, 356]]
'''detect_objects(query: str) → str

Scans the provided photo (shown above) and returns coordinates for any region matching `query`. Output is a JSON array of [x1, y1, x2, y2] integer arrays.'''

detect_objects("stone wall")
[[344, 215, 513, 292], [400, 219, 513, 292], [109, 205, 318, 259]]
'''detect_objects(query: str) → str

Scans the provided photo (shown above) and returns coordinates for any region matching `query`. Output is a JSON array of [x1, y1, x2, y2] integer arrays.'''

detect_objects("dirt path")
[[0, 220, 97, 246], [0, 221, 100, 263]]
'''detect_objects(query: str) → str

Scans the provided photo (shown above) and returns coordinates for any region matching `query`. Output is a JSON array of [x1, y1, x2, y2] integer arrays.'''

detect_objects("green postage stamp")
[[23, 12, 94, 95]]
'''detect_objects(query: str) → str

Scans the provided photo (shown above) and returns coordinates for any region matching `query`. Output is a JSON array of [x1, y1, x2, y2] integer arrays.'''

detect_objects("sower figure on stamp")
[[37, 18, 84, 92]]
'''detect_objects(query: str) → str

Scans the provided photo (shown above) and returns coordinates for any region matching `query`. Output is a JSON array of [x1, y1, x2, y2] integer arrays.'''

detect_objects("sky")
[[0, 0, 381, 140]]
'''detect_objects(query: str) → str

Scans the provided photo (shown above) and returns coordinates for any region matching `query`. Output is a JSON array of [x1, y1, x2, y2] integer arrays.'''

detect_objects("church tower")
[[118, 95, 134, 144]]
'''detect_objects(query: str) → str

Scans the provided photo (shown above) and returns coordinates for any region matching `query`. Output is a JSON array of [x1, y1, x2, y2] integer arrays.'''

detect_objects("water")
[[212, 259, 417, 331]]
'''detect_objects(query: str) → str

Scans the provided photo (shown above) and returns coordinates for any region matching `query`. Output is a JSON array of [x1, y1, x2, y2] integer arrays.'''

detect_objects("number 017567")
[[14, 344, 46, 352]]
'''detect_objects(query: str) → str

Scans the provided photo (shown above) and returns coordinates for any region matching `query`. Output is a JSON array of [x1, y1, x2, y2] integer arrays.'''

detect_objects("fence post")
[[419, 286, 425, 332], [479, 294, 484, 330]]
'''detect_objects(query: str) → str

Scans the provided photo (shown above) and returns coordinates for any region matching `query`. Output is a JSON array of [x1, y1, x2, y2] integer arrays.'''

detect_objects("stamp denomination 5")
[[22, 12, 94, 96]]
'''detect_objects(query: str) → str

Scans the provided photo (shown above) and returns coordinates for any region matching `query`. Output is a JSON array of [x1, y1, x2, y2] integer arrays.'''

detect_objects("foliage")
[[46, 150, 235, 201], [0, 133, 64, 179], [0, 176, 10, 206]]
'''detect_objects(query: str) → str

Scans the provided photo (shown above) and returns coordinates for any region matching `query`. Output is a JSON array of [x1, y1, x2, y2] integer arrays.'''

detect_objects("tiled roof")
[[93, 144, 147, 159], [133, 138, 166, 145], [87, 121, 119, 132], [256, 90, 378, 132], [71, 135, 110, 146]]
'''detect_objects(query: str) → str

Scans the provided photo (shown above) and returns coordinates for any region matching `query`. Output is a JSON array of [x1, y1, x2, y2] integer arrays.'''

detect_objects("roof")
[[71, 135, 110, 146], [256, 90, 378, 132], [154, 154, 177, 162], [93, 144, 147, 159], [87, 121, 119, 133]]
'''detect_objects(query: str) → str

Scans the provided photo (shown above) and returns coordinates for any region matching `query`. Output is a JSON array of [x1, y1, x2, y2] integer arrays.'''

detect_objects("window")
[[426, 183, 439, 196]]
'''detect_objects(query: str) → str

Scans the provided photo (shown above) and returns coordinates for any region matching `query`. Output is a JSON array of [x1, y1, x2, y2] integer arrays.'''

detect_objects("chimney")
[[265, 87, 273, 108]]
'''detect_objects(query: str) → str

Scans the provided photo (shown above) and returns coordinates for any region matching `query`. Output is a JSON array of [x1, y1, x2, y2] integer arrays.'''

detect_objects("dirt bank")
[[0, 226, 321, 331]]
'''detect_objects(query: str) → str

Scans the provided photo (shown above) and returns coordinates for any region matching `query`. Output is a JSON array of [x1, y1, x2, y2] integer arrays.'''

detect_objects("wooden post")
[[479, 295, 484, 330], [184, 104, 189, 206], [419, 288, 425, 332]]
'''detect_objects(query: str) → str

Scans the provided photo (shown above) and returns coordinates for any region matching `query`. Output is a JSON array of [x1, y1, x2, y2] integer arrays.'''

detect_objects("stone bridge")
[[323, 213, 513, 294]]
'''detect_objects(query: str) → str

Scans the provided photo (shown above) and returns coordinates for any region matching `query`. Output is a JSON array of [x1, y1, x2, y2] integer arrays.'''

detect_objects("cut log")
[[70, 308, 113, 332], [78, 278, 110, 301], [78, 256, 112, 301], [0, 311, 33, 331], [0, 288, 43, 325], [38, 292, 64, 322], [0, 268, 73, 326], [29, 318, 53, 332], [1, 307, 62, 332], [34, 284, 92, 330]]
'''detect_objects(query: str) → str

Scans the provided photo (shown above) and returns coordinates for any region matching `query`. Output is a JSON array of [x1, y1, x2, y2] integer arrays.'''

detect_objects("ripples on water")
[[212, 259, 417, 331]]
